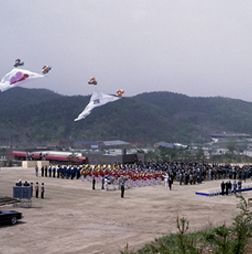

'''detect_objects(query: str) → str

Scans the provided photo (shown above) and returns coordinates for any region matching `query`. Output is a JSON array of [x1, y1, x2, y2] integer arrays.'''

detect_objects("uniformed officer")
[[41, 183, 45, 198], [57, 165, 60, 178], [35, 182, 39, 198], [52, 166, 56, 178], [168, 178, 172, 190], [233, 181, 237, 194], [101, 176, 105, 190], [35, 165, 38, 177], [41, 166, 44, 177], [76, 166, 81, 179], [121, 182, 125, 198], [221, 181, 225, 195], [48, 166, 52, 177], [225, 181, 229, 195], [92, 175, 96, 190], [238, 179, 242, 192], [44, 166, 47, 177], [30, 182, 33, 197]]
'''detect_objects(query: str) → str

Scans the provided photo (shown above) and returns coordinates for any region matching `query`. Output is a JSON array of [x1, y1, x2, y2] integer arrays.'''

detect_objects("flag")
[[0, 68, 45, 92], [74, 88, 120, 121]]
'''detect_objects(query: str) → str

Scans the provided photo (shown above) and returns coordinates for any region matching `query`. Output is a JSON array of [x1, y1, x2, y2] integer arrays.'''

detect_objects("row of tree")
[[145, 143, 252, 164]]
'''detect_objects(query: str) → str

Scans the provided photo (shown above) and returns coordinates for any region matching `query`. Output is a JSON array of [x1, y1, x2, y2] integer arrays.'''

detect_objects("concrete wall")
[[136, 153, 145, 163], [83, 154, 122, 165], [122, 154, 136, 164], [22, 161, 36, 168], [36, 161, 50, 168], [22, 160, 49, 168], [82, 153, 144, 165]]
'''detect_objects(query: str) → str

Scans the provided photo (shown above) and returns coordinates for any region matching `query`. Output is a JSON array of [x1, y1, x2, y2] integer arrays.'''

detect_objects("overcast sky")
[[1, 1, 252, 102]]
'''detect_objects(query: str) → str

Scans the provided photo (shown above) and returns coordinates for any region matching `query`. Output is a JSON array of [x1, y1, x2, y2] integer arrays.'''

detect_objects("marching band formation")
[[39, 163, 168, 189]]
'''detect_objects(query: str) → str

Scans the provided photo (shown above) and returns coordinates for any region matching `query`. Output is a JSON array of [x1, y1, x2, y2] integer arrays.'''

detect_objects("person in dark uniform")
[[23, 181, 29, 186], [225, 181, 229, 195], [233, 181, 237, 195], [228, 181, 232, 195], [92, 175, 96, 190], [238, 179, 242, 193], [35, 165, 38, 177], [35, 182, 39, 198], [41, 166, 44, 177], [234, 169, 237, 180], [53, 166, 56, 178], [168, 177, 172, 190], [121, 182, 125, 198], [41, 183, 45, 198], [101, 176, 105, 190], [70, 166, 74, 180], [57, 166, 60, 178], [73, 166, 77, 179], [62, 166, 66, 179], [17, 179, 22, 186], [221, 181, 225, 195], [44, 166, 47, 177], [76, 166, 81, 179], [66, 166, 70, 179], [30, 182, 33, 197], [48, 166, 52, 177]]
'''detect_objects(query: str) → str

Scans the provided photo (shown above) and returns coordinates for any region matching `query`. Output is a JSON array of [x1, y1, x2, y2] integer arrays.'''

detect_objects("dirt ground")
[[0, 167, 251, 254]]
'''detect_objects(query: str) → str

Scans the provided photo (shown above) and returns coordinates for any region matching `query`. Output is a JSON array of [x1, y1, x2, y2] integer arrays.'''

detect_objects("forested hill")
[[0, 87, 62, 112], [1, 87, 252, 146]]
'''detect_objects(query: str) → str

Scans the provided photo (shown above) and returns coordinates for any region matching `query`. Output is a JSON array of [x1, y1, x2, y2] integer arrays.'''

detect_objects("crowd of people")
[[35, 161, 252, 193]]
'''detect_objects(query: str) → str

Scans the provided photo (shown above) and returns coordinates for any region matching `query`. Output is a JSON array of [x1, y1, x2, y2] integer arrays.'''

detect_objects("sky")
[[1, 0, 252, 102]]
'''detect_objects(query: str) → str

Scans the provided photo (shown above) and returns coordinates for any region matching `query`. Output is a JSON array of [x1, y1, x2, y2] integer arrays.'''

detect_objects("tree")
[[195, 147, 205, 162], [226, 137, 237, 154], [232, 195, 252, 254], [146, 149, 160, 162]]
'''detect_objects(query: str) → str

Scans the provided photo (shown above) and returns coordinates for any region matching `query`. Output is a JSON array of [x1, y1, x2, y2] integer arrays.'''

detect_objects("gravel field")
[[0, 166, 250, 254]]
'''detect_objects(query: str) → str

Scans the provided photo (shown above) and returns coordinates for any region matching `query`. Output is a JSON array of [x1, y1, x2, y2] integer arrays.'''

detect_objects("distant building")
[[73, 140, 101, 148], [209, 132, 251, 142], [154, 142, 174, 148], [46, 141, 74, 149], [73, 140, 131, 149], [154, 141, 187, 149]]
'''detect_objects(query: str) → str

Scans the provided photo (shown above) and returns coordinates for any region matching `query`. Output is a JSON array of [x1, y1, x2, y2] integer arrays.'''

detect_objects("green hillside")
[[1, 88, 252, 146], [0, 87, 62, 112]]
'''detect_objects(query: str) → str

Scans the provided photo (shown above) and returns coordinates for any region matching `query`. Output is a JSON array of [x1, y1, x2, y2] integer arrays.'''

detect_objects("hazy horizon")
[[1, 1, 252, 102]]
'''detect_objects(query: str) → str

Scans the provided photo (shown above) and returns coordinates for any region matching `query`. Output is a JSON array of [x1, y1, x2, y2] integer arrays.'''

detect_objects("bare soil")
[[0, 167, 251, 254]]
